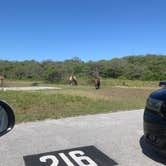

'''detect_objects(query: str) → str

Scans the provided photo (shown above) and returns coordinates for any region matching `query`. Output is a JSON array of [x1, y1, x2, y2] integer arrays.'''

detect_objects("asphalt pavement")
[[0, 110, 166, 166]]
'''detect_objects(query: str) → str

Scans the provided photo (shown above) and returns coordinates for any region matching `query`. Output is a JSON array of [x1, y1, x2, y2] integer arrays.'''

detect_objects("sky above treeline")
[[0, 0, 166, 61]]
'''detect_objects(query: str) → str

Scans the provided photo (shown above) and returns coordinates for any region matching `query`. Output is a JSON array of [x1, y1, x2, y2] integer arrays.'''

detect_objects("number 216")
[[40, 150, 98, 166]]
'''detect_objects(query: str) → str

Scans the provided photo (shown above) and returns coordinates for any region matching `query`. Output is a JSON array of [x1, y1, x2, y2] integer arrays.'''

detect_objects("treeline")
[[0, 54, 166, 82]]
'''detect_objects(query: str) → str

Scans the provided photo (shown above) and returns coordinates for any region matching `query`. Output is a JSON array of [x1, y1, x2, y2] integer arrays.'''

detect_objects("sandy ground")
[[0, 86, 62, 91]]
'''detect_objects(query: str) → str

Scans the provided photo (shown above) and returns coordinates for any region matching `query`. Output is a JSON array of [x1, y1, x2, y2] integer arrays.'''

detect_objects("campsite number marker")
[[39, 150, 98, 166], [24, 146, 117, 166]]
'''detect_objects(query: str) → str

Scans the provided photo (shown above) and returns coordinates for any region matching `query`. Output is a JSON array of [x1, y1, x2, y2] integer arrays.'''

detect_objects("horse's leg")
[[95, 80, 100, 89], [69, 80, 73, 86], [95, 80, 98, 89], [74, 80, 78, 85], [98, 81, 100, 89]]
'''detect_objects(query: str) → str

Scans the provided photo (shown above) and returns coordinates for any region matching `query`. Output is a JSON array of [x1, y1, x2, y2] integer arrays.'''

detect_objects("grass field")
[[3, 78, 159, 87], [0, 79, 159, 123]]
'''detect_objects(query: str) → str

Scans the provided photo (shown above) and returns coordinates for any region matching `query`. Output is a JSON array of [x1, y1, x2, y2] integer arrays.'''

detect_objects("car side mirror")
[[159, 81, 166, 88], [0, 100, 15, 137]]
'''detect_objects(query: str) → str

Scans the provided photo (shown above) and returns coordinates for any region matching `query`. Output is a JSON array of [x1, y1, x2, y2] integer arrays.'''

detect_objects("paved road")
[[0, 110, 165, 166]]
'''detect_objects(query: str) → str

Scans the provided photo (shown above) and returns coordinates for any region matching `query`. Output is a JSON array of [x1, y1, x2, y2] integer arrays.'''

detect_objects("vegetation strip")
[[0, 85, 154, 123], [0, 55, 165, 83]]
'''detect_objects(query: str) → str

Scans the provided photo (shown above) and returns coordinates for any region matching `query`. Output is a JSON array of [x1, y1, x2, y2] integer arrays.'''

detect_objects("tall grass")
[[0, 85, 155, 123]]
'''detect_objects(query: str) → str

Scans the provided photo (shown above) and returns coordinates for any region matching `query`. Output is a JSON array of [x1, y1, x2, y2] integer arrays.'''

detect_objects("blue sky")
[[0, 0, 166, 61]]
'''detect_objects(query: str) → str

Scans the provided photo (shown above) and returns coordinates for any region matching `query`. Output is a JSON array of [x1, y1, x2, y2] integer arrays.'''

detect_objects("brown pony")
[[92, 77, 100, 89], [0, 75, 4, 87]]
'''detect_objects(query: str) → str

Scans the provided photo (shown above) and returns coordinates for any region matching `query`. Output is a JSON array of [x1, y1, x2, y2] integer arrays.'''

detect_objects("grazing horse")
[[93, 77, 100, 89], [0, 76, 4, 87], [69, 75, 78, 86]]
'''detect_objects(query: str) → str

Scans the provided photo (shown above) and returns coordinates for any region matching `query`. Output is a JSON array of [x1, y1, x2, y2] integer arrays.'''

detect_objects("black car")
[[144, 81, 166, 153]]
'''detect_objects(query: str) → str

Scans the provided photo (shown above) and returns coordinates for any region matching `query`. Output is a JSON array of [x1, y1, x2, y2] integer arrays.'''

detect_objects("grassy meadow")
[[0, 79, 160, 123]]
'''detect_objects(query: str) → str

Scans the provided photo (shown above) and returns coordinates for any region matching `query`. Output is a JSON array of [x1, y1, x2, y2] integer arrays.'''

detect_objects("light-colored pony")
[[69, 75, 78, 85]]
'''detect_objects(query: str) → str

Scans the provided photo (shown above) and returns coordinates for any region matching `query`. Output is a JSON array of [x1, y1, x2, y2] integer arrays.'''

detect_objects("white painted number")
[[59, 153, 74, 166], [39, 150, 98, 166], [69, 150, 98, 166], [40, 155, 59, 166]]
